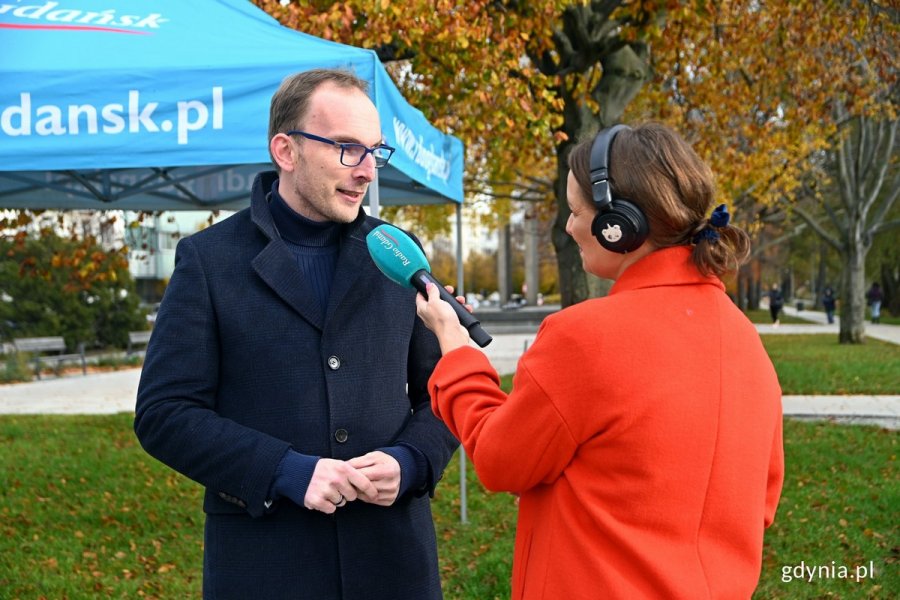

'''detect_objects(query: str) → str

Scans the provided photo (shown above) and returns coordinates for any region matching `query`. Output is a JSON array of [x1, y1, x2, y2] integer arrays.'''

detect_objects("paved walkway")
[[757, 305, 900, 345], [0, 308, 897, 428]]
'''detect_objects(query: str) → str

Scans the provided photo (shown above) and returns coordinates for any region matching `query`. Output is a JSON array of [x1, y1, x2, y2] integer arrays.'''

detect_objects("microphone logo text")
[[372, 229, 410, 267]]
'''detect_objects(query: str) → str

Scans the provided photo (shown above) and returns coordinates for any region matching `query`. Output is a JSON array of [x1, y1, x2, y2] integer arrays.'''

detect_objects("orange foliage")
[[256, 0, 894, 231], [630, 0, 896, 222]]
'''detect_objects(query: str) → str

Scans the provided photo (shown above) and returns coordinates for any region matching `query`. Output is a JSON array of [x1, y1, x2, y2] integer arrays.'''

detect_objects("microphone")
[[365, 224, 493, 348]]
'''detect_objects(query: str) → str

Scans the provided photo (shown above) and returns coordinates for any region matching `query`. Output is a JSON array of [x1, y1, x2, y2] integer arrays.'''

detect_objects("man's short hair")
[[267, 69, 370, 166]]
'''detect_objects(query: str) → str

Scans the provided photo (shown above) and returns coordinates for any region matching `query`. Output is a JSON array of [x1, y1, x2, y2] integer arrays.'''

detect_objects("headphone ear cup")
[[591, 199, 649, 253]]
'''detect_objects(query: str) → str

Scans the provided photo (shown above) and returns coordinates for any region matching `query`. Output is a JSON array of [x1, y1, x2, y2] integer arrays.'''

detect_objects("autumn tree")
[[639, 1, 897, 342], [257, 0, 664, 305], [465, 248, 499, 297], [259, 1, 896, 311], [869, 198, 900, 317], [793, 115, 898, 342]]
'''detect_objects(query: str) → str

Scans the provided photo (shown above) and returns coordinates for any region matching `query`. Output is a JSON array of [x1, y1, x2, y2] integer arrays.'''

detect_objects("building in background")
[[125, 211, 232, 303]]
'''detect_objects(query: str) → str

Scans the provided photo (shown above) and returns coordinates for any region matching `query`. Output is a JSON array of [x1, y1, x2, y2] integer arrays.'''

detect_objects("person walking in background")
[[822, 286, 837, 324], [768, 283, 784, 327], [866, 282, 883, 324], [416, 123, 784, 599], [134, 69, 457, 600]]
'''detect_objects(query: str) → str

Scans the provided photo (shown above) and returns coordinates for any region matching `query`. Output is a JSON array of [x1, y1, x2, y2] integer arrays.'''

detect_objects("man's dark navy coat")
[[135, 172, 458, 599]]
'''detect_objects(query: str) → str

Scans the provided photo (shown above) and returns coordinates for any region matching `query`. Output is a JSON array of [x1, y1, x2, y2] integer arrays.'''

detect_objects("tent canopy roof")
[[0, 0, 464, 210]]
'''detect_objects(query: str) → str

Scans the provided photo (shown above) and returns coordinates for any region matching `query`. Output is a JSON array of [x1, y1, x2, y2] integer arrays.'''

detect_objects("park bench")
[[127, 330, 152, 356], [13, 336, 87, 379]]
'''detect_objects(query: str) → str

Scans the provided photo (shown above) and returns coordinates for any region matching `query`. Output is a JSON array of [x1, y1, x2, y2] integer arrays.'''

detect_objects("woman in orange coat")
[[416, 123, 784, 599]]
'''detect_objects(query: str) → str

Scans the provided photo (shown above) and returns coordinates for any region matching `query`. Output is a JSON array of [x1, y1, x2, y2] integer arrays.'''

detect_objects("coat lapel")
[[248, 172, 325, 331], [325, 233, 367, 325], [324, 215, 379, 324], [252, 241, 325, 331]]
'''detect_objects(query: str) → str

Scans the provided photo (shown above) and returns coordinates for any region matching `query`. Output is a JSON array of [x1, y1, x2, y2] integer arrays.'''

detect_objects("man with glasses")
[[135, 69, 457, 599]]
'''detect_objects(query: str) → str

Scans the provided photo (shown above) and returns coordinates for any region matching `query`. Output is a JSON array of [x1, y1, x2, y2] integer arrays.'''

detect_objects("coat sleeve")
[[133, 237, 290, 518], [764, 414, 784, 528], [392, 313, 459, 496], [429, 346, 578, 493]]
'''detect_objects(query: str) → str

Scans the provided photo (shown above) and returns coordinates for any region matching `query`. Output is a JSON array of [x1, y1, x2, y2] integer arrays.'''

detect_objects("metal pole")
[[368, 169, 380, 218], [455, 202, 468, 524]]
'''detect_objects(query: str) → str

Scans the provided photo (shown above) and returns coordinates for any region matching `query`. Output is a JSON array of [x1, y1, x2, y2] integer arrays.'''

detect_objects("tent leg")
[[368, 170, 380, 218], [455, 202, 469, 524]]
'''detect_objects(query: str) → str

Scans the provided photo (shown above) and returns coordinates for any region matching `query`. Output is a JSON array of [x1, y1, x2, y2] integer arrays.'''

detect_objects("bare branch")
[[786, 200, 844, 253], [751, 222, 807, 257], [862, 119, 898, 215], [868, 170, 900, 233], [871, 219, 900, 234], [836, 126, 857, 214]]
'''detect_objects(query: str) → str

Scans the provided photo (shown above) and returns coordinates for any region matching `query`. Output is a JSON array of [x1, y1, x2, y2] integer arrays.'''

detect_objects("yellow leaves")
[[639, 0, 896, 219]]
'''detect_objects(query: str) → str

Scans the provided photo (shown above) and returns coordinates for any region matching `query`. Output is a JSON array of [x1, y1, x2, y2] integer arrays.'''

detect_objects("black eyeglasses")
[[286, 130, 395, 168]]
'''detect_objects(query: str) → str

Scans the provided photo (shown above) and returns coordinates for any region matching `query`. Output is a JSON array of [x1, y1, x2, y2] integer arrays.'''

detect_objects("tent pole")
[[368, 169, 380, 218], [455, 202, 468, 524]]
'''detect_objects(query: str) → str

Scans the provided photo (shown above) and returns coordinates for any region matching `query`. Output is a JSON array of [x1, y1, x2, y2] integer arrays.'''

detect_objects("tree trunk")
[[524, 210, 540, 305], [751, 276, 762, 310], [552, 153, 589, 307], [838, 241, 868, 344], [552, 44, 650, 307], [497, 222, 512, 304], [882, 263, 899, 317], [815, 242, 829, 308], [737, 266, 750, 310]]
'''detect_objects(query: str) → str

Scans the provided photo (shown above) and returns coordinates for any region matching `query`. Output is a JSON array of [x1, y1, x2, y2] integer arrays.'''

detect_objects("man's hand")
[[304, 458, 378, 514], [347, 451, 402, 506]]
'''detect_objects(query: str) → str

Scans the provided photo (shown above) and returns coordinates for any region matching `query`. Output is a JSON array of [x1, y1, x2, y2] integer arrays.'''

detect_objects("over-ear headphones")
[[589, 125, 649, 253]]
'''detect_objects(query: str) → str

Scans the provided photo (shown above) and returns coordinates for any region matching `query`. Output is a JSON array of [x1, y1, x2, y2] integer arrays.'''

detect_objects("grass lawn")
[[744, 308, 812, 325], [761, 335, 900, 395], [1, 335, 897, 598], [744, 307, 900, 326], [0, 415, 895, 599]]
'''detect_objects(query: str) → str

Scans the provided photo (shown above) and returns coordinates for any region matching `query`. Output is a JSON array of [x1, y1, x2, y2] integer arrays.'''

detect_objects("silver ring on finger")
[[332, 493, 345, 506]]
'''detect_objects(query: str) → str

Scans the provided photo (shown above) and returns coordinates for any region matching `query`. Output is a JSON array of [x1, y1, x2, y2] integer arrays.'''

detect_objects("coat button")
[[334, 428, 349, 443], [327, 356, 341, 370]]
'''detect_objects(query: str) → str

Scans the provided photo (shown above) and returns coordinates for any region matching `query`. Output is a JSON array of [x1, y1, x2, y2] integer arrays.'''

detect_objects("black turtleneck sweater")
[[269, 185, 341, 315]]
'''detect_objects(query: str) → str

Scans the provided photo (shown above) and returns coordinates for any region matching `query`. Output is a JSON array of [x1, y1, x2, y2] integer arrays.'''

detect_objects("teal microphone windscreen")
[[366, 223, 493, 347], [366, 224, 431, 288]]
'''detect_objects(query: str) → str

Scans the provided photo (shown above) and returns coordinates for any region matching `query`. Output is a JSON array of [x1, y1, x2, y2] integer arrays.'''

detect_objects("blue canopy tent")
[[1, 0, 475, 522], [0, 0, 464, 212]]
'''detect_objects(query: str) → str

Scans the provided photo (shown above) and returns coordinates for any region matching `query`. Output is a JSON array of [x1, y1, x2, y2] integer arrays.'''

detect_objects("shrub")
[[0, 230, 145, 350]]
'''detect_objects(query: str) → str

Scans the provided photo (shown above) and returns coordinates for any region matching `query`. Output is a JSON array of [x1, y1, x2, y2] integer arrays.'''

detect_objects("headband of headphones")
[[589, 124, 631, 211]]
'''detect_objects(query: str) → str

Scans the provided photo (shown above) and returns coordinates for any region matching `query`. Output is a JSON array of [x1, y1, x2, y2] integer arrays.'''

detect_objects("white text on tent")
[[1, 88, 223, 145]]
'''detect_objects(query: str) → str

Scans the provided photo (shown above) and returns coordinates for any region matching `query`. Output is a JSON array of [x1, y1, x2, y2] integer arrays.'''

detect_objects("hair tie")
[[709, 204, 730, 228], [692, 228, 720, 243], [691, 204, 730, 244]]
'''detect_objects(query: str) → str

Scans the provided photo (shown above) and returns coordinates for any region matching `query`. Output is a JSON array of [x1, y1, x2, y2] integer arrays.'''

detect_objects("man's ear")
[[270, 133, 296, 172]]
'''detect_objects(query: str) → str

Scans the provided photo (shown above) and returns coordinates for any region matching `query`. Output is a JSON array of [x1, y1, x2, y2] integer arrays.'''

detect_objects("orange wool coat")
[[430, 246, 784, 599]]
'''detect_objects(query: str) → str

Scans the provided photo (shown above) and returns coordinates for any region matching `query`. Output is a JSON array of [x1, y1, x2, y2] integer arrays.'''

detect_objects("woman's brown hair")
[[568, 122, 750, 278]]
